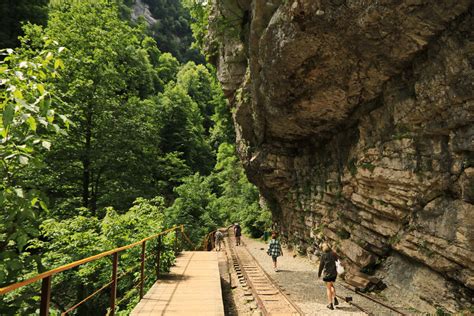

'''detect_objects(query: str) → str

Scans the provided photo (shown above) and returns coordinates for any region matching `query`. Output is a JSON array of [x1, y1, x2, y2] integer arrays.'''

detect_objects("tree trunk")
[[82, 107, 92, 209]]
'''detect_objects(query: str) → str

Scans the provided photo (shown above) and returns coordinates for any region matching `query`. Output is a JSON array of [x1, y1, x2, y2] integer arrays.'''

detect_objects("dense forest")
[[0, 0, 270, 314]]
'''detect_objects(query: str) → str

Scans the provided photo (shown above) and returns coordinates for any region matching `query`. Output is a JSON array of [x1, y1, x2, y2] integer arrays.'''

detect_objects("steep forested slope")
[[129, 0, 204, 63]]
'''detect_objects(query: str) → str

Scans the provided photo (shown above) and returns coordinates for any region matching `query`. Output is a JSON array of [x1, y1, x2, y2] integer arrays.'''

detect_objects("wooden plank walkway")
[[131, 251, 224, 316]]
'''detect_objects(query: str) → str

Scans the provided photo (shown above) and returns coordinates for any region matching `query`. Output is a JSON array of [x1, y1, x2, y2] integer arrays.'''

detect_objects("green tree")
[[211, 143, 271, 237], [175, 62, 235, 149], [158, 84, 214, 175], [25, 1, 173, 214], [164, 173, 219, 245], [177, 62, 216, 135], [182, 0, 211, 54]]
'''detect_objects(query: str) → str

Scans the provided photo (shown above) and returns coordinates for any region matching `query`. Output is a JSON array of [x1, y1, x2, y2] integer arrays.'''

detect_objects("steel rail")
[[228, 240, 270, 315], [339, 282, 407, 315], [226, 227, 303, 316], [335, 293, 369, 314], [238, 238, 305, 315]]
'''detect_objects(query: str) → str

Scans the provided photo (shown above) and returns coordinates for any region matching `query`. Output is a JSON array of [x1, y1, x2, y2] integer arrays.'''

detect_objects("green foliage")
[[210, 143, 271, 238], [184, 0, 244, 60], [0, 42, 69, 287], [336, 228, 351, 240], [164, 173, 219, 245], [156, 52, 180, 86], [177, 62, 214, 133], [176, 62, 234, 146], [435, 307, 451, 316], [23, 0, 179, 214], [182, 0, 211, 53], [164, 143, 272, 245], [158, 83, 214, 175], [388, 234, 401, 245], [361, 162, 376, 172], [348, 158, 358, 176]]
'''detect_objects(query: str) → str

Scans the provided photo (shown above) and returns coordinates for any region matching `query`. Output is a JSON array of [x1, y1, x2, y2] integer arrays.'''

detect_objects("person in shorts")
[[267, 231, 283, 271], [318, 242, 339, 310]]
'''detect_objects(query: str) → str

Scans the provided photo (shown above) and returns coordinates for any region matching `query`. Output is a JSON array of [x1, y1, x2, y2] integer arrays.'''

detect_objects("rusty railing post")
[[211, 232, 215, 250], [140, 241, 146, 299], [40, 276, 52, 316], [174, 228, 179, 255], [180, 225, 185, 250], [155, 235, 162, 279], [110, 252, 118, 316]]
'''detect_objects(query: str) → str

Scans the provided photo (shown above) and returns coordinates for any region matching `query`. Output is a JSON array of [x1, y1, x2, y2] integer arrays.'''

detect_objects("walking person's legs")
[[325, 282, 334, 309], [272, 256, 278, 271], [331, 283, 338, 305]]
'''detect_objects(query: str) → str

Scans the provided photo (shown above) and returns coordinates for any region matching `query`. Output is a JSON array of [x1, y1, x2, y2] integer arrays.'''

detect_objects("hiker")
[[215, 230, 224, 251], [267, 231, 283, 271], [318, 242, 339, 310], [234, 223, 242, 246]]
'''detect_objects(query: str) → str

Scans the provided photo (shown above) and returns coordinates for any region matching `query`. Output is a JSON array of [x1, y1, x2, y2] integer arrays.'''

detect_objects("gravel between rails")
[[242, 236, 410, 316]]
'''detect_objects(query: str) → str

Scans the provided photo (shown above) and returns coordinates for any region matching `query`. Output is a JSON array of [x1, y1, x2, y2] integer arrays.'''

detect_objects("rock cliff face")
[[131, 0, 157, 25], [209, 0, 474, 313]]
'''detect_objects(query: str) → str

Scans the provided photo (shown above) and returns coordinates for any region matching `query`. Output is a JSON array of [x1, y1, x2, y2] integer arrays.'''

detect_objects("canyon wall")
[[209, 0, 473, 313]]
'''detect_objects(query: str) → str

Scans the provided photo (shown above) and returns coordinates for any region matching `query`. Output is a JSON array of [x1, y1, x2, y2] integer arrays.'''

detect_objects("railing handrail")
[[0, 224, 184, 295], [202, 224, 234, 250]]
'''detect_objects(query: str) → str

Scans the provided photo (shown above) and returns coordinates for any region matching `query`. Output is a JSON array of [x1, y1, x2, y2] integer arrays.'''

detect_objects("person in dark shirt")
[[234, 223, 242, 246], [318, 242, 339, 310]]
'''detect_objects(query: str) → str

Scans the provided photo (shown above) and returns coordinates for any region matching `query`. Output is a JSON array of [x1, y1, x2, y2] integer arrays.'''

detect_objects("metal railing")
[[0, 224, 194, 316], [201, 225, 234, 251]]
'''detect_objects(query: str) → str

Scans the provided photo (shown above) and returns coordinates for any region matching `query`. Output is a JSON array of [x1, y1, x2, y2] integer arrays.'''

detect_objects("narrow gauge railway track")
[[224, 228, 407, 316], [226, 230, 303, 315]]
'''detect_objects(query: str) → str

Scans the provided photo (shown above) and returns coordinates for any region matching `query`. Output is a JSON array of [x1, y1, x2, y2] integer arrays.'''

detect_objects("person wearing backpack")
[[318, 242, 339, 310], [267, 231, 283, 271]]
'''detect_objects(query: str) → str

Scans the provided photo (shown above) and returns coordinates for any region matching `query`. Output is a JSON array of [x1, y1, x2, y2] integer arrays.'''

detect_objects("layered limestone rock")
[[209, 0, 474, 313]]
